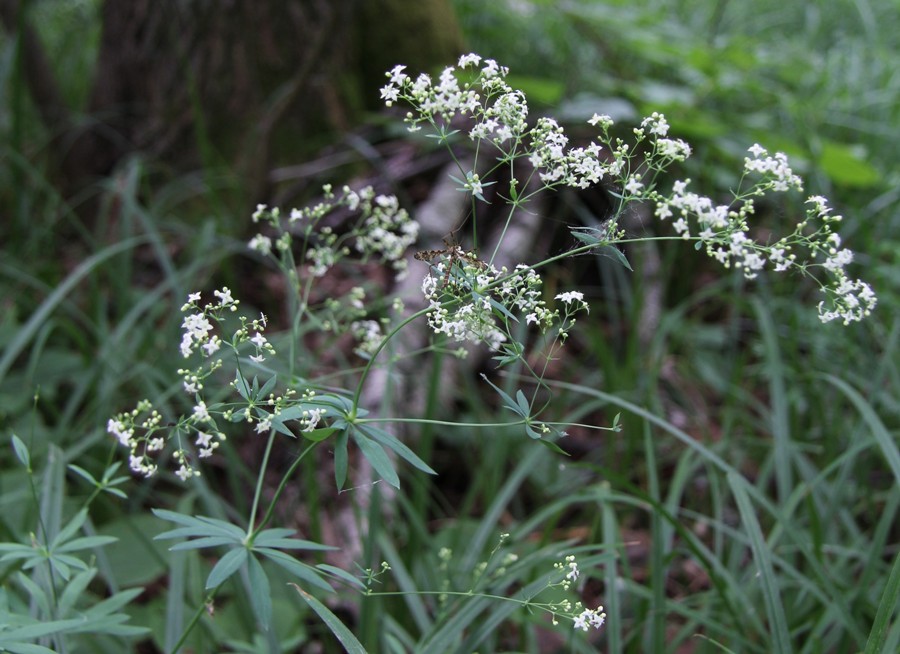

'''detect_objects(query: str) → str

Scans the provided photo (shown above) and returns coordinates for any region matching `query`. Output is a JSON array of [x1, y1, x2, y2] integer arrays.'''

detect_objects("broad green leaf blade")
[[290, 584, 367, 654], [206, 547, 248, 589]]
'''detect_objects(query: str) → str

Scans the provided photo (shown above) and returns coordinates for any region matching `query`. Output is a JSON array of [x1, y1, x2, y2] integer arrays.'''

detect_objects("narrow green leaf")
[[56, 535, 117, 553], [536, 438, 569, 455], [258, 374, 277, 400], [67, 464, 97, 485], [50, 509, 89, 549], [234, 369, 251, 401], [11, 435, 29, 468], [255, 538, 334, 551], [253, 532, 334, 551], [515, 389, 530, 416], [205, 547, 248, 589], [479, 373, 524, 416], [864, 550, 900, 654], [359, 425, 436, 475], [256, 548, 333, 593], [252, 527, 295, 541], [597, 245, 632, 271], [334, 428, 349, 490], [0, 236, 151, 382], [291, 584, 367, 654], [824, 374, 900, 487], [247, 554, 273, 630], [168, 536, 236, 551], [487, 296, 518, 323], [301, 427, 337, 443], [0, 618, 86, 647], [58, 568, 95, 614], [0, 641, 59, 653], [316, 563, 366, 590], [353, 429, 400, 488], [570, 228, 603, 246], [729, 472, 792, 654]]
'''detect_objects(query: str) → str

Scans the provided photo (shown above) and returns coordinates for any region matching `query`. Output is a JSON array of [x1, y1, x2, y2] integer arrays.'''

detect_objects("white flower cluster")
[[179, 288, 238, 358], [421, 254, 559, 351], [251, 185, 419, 280], [387, 53, 876, 327], [352, 191, 420, 277], [109, 289, 285, 481], [381, 54, 695, 199], [179, 289, 273, 363], [651, 147, 876, 323], [548, 555, 607, 633], [107, 399, 227, 481], [573, 605, 607, 632], [350, 319, 383, 358]]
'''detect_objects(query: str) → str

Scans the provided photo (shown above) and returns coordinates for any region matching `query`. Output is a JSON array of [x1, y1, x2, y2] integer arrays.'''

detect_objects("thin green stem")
[[350, 307, 433, 411], [246, 430, 276, 535], [168, 591, 217, 654], [250, 440, 318, 539]]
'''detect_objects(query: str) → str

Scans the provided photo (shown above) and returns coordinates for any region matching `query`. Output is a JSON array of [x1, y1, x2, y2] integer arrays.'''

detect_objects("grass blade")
[[291, 585, 367, 654], [728, 472, 792, 654], [864, 550, 900, 654]]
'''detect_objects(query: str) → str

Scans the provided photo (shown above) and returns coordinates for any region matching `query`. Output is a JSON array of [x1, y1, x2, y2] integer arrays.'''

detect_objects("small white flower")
[[624, 176, 644, 195], [573, 612, 589, 632], [748, 143, 767, 157], [555, 291, 584, 304], [192, 401, 210, 423], [248, 234, 272, 254]]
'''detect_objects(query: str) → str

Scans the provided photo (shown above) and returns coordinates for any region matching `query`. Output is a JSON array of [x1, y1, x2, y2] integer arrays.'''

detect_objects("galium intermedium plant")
[[103, 53, 876, 648]]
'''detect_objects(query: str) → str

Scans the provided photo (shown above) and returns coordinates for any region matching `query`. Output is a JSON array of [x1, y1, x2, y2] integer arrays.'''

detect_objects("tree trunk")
[[1, 0, 464, 197]]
